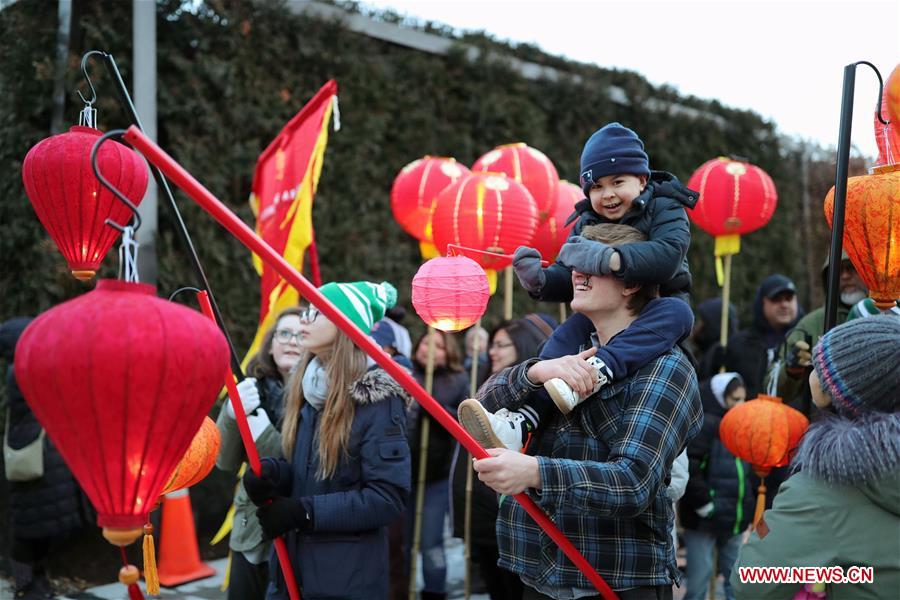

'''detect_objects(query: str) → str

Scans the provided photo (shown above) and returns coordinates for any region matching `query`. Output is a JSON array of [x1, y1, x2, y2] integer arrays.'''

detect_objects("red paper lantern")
[[885, 63, 900, 126], [15, 280, 229, 546], [161, 416, 221, 495], [530, 181, 581, 262], [875, 80, 900, 167], [431, 172, 539, 270], [472, 143, 559, 221], [686, 157, 777, 237], [412, 256, 490, 332], [391, 156, 470, 241], [21, 126, 149, 280], [824, 164, 900, 308], [719, 395, 809, 476]]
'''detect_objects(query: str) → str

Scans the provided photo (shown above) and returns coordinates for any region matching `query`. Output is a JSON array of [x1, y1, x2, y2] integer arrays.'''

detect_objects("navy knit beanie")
[[812, 315, 900, 416], [579, 123, 651, 196]]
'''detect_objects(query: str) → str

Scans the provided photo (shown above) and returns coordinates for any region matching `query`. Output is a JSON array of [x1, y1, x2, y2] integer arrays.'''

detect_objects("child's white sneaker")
[[544, 356, 612, 414], [458, 399, 530, 452]]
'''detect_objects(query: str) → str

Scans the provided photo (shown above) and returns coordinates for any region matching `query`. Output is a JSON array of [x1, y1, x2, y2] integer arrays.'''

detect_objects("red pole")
[[124, 125, 617, 600], [196, 292, 301, 600]]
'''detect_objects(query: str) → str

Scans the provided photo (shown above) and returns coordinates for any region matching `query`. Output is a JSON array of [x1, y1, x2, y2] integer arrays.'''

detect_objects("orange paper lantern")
[[472, 143, 559, 221], [411, 256, 490, 332], [719, 394, 809, 528], [391, 156, 470, 241], [161, 416, 221, 495], [875, 81, 900, 167], [824, 164, 900, 309], [885, 63, 900, 126], [431, 172, 539, 270], [530, 180, 581, 262]]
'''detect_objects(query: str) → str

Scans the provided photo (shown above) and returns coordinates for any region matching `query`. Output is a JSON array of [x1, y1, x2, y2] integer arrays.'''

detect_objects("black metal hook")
[[90, 129, 143, 233], [75, 50, 109, 106], [855, 61, 890, 126]]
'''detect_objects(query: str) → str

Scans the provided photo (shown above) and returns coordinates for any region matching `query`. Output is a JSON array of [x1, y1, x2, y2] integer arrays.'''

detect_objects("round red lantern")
[[21, 126, 149, 280], [530, 181, 581, 262], [161, 416, 221, 495], [472, 143, 559, 221], [15, 280, 229, 546], [391, 156, 470, 241], [719, 394, 809, 527], [687, 157, 777, 238], [824, 164, 900, 309], [412, 256, 490, 332], [431, 172, 539, 271]]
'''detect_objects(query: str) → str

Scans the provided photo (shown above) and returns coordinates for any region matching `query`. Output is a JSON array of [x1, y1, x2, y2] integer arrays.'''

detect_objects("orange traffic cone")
[[157, 489, 216, 587]]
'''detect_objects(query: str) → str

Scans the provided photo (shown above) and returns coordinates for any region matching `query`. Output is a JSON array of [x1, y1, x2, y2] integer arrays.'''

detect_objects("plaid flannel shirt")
[[479, 347, 702, 592]]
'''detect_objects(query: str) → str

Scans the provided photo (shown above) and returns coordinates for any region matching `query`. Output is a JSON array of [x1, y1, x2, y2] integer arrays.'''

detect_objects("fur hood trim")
[[793, 411, 900, 485], [349, 367, 413, 407]]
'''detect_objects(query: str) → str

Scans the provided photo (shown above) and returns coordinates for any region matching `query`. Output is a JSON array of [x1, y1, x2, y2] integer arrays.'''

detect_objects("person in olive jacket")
[[732, 316, 900, 600], [216, 306, 303, 600], [243, 281, 411, 600], [680, 372, 753, 600]]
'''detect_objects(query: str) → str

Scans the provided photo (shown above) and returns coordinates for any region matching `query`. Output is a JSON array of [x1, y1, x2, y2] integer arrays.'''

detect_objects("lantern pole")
[[504, 266, 514, 319], [719, 253, 733, 349], [409, 328, 436, 600], [117, 126, 620, 600], [80, 51, 244, 377], [825, 61, 887, 332], [463, 317, 482, 600]]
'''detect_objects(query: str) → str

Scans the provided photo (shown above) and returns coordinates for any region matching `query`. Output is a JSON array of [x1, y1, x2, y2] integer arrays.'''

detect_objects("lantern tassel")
[[142, 524, 160, 595], [128, 582, 145, 600], [753, 479, 767, 529]]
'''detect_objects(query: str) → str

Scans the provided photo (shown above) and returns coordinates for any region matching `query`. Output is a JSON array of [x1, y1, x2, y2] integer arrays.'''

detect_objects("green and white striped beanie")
[[847, 297, 900, 320], [318, 281, 398, 334]]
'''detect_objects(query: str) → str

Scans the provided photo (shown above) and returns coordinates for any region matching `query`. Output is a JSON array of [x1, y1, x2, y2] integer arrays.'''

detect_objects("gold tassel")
[[221, 550, 233, 592], [753, 479, 767, 530], [142, 524, 160, 595]]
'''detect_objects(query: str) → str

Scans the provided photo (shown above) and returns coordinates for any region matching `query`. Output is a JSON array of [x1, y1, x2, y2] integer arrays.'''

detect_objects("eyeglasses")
[[298, 307, 320, 324], [274, 329, 302, 344], [490, 341, 515, 350]]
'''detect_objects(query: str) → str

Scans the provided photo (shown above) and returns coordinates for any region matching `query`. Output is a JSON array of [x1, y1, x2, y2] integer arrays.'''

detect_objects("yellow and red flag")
[[244, 80, 338, 367]]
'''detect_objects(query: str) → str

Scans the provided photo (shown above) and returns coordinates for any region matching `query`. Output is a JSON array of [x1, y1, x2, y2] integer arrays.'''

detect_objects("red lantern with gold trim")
[[21, 126, 149, 280], [431, 172, 539, 271], [719, 394, 809, 528], [15, 280, 229, 547], [412, 256, 490, 332], [687, 157, 777, 239], [391, 156, 470, 241], [530, 181, 581, 262], [472, 143, 559, 221], [824, 164, 900, 308]]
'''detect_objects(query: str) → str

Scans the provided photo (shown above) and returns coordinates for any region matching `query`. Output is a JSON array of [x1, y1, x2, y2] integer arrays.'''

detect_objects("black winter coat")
[[410, 366, 469, 483], [540, 170, 697, 302], [680, 379, 757, 535], [3, 318, 86, 540]]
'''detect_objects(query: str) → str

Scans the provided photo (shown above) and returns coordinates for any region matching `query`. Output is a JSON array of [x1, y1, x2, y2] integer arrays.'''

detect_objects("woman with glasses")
[[242, 281, 411, 600], [216, 306, 304, 600], [450, 314, 556, 600]]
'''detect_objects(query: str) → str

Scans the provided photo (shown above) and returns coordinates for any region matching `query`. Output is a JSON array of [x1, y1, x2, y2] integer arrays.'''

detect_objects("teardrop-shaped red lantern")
[[161, 416, 221, 495], [21, 126, 149, 280], [431, 173, 539, 270], [824, 164, 900, 309], [472, 143, 559, 221], [412, 256, 490, 332], [530, 180, 581, 262], [15, 280, 229, 546], [391, 156, 470, 242], [875, 81, 900, 167], [687, 157, 777, 238]]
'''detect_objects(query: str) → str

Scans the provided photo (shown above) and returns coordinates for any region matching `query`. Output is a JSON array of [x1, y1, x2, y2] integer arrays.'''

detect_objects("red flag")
[[244, 80, 338, 365]]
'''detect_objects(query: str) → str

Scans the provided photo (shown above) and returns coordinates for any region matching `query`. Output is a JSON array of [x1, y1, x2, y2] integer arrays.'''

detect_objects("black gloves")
[[242, 459, 279, 506], [256, 496, 313, 540]]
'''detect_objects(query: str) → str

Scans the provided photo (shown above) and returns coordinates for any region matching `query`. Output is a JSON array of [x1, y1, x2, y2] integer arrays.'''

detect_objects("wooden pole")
[[463, 318, 482, 600], [559, 302, 566, 324], [719, 254, 733, 349], [409, 328, 436, 600], [504, 266, 513, 320]]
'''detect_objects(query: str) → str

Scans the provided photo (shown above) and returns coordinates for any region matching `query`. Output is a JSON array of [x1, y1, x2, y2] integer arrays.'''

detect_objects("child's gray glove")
[[513, 246, 545, 293], [558, 236, 615, 275]]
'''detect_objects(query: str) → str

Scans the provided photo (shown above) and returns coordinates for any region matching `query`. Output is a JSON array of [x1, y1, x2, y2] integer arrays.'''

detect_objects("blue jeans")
[[682, 527, 742, 600], [407, 478, 449, 594]]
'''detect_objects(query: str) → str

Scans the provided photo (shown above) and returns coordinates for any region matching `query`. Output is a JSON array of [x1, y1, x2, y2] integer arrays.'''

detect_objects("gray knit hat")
[[812, 315, 900, 416]]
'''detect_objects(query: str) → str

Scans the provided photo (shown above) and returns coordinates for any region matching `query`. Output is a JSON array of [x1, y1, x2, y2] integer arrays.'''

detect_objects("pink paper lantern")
[[412, 256, 490, 331]]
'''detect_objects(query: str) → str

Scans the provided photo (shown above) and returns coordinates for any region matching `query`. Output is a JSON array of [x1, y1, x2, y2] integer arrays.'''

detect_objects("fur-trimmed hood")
[[794, 411, 900, 491], [349, 367, 413, 407]]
